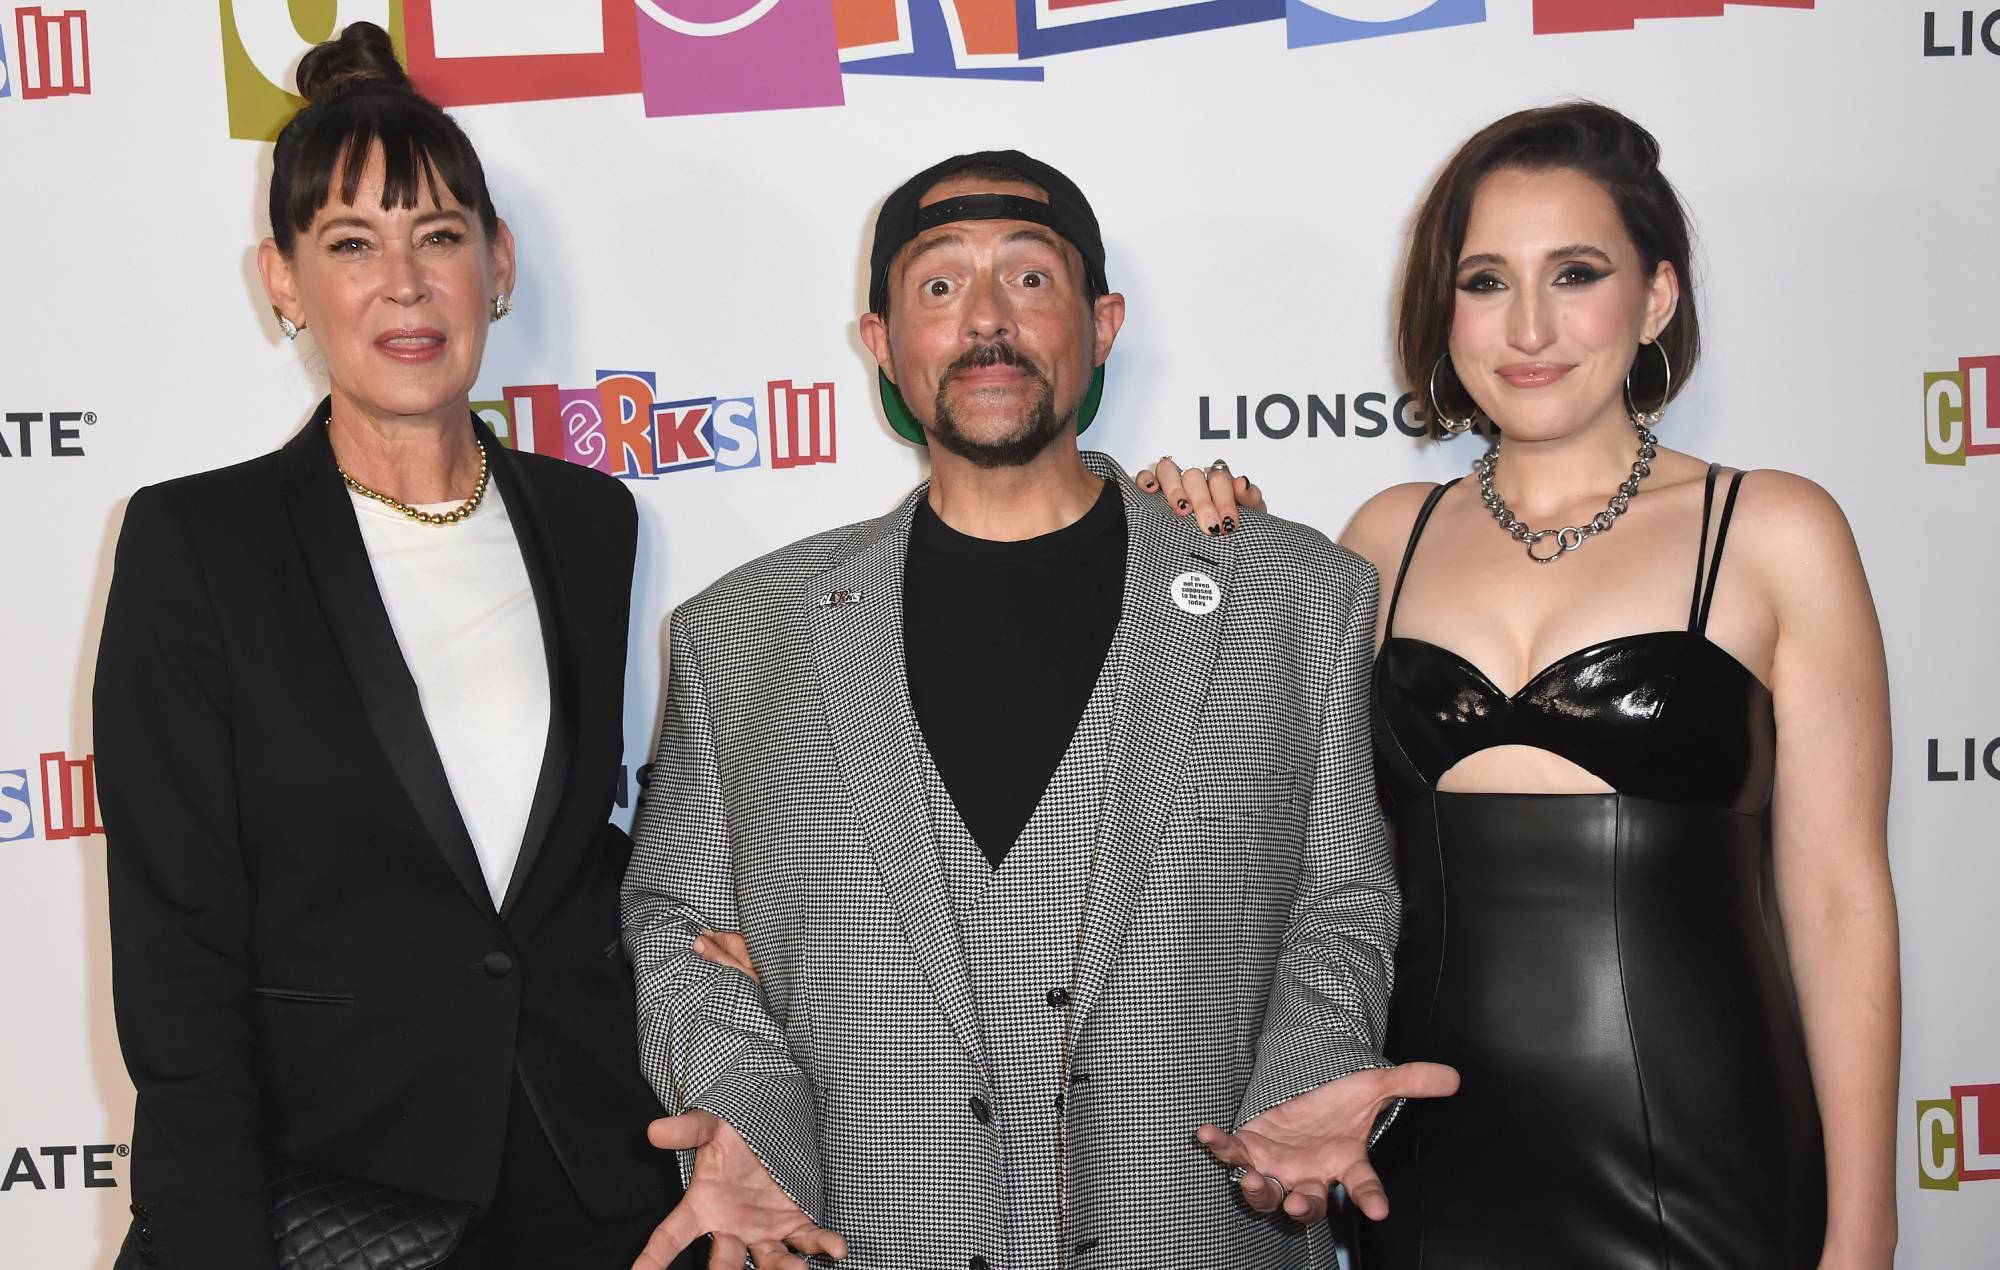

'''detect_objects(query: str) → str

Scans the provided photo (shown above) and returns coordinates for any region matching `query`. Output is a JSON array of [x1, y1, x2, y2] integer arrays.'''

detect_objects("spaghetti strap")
[[1687, 463, 1721, 631], [1386, 479, 1459, 637], [1695, 471, 1747, 635]]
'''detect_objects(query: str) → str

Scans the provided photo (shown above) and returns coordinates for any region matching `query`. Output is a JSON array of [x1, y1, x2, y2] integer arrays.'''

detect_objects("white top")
[[349, 481, 551, 907]]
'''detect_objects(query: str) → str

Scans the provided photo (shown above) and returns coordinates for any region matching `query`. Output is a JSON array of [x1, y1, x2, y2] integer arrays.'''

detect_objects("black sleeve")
[[95, 486, 274, 1269]]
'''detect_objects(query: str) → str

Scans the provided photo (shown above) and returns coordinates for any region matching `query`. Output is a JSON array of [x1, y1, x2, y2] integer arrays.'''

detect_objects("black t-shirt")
[[904, 480, 1127, 869]]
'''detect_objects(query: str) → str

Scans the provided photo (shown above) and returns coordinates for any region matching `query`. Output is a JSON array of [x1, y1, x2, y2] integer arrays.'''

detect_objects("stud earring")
[[278, 315, 299, 340], [491, 293, 513, 321]]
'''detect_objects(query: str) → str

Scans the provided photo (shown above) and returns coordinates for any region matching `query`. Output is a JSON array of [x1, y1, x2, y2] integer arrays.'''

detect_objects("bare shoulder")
[[1725, 469, 1872, 615], [1728, 468, 1861, 562], [1338, 480, 1447, 578]]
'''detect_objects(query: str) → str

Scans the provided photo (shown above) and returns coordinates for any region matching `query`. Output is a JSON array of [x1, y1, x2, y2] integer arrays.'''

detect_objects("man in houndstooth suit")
[[621, 152, 1456, 1270]]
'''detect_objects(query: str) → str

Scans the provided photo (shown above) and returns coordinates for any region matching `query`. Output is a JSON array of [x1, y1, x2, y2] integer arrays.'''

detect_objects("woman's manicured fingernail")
[[1177, 499, 1190, 512]]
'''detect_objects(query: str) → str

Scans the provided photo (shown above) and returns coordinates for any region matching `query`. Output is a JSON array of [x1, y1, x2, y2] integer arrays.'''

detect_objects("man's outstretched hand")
[[632, 1110, 847, 1270], [1196, 1062, 1459, 1225]]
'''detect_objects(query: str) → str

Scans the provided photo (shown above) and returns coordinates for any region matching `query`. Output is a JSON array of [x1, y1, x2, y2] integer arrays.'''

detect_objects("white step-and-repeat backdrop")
[[2, 1, 1994, 1264]]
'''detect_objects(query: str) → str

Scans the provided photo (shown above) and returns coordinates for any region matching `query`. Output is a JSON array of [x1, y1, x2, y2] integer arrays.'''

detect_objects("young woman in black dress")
[[1149, 103, 1898, 1269]]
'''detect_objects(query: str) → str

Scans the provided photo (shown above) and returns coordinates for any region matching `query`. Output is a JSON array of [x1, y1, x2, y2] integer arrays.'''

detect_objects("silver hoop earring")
[[491, 293, 513, 321], [1429, 354, 1478, 435], [278, 315, 299, 340], [1624, 340, 1671, 429]]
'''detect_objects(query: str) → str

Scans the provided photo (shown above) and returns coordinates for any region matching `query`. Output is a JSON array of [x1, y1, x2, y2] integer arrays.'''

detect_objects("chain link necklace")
[[336, 432, 491, 527], [1473, 420, 1657, 564]]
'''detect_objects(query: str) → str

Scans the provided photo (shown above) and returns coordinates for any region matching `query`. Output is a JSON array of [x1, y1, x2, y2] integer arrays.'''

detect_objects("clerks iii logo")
[[1, 1143, 125, 1191], [0, 752, 102, 844], [1923, 9, 2000, 55], [1198, 391, 1477, 441], [1923, 355, 1999, 466], [1918, 1084, 2000, 1191], [0, 6, 91, 101], [473, 373, 835, 480], [0, 410, 96, 458]]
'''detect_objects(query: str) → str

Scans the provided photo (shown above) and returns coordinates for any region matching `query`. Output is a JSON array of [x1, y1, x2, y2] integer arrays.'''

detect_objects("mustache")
[[943, 342, 1048, 385]]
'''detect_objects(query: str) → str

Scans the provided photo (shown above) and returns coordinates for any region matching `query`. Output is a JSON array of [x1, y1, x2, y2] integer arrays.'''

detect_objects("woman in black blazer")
[[94, 25, 690, 1270]]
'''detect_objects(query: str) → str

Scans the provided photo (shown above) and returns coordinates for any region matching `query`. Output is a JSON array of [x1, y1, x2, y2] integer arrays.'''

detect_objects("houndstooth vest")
[[920, 636, 1122, 1270]]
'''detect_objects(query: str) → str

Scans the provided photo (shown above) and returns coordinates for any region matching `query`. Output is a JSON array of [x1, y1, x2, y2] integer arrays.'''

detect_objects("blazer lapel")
[[1068, 455, 1234, 1045], [486, 432, 577, 921], [805, 489, 988, 1075], [280, 400, 495, 919]]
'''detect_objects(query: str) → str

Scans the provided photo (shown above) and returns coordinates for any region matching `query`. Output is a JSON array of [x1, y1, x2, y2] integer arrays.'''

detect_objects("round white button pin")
[[1171, 571, 1221, 615]]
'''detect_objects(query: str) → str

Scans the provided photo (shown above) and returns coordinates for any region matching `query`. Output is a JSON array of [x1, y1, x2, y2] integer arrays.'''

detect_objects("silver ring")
[[1262, 1173, 1288, 1197], [1526, 530, 1566, 564]]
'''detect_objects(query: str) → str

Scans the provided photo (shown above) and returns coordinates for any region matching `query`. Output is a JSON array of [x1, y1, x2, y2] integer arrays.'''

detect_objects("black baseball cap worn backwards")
[[869, 149, 1111, 445]]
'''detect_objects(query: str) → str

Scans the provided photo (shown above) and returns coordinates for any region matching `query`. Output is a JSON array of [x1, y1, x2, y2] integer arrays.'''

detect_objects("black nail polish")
[[1177, 499, 1190, 512], [1207, 523, 1221, 536], [1222, 516, 1236, 533]]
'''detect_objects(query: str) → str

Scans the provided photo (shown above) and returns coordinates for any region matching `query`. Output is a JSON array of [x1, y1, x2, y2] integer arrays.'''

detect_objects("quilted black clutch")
[[268, 1159, 477, 1270]]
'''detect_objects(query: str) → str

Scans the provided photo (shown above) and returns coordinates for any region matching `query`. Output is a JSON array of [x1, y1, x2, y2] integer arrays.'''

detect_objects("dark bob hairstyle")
[[268, 22, 499, 255], [1399, 101, 1700, 428]]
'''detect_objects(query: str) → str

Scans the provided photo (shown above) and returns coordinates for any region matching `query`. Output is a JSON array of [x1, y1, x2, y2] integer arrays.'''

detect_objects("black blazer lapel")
[[486, 430, 577, 920], [279, 399, 495, 918]]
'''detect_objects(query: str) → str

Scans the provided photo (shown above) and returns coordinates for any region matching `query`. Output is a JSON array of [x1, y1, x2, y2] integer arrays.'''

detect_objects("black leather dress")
[[1359, 468, 1826, 1269]]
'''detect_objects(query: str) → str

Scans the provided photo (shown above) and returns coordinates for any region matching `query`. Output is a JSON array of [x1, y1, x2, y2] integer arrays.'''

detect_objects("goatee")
[[928, 343, 1070, 469]]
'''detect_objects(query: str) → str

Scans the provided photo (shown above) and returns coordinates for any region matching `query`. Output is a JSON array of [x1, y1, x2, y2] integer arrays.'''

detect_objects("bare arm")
[[1753, 474, 1899, 1269], [1336, 482, 1442, 651]]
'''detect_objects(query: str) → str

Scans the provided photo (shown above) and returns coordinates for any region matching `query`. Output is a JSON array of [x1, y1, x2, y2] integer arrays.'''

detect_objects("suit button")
[[969, 1095, 992, 1125], [1054, 1093, 1066, 1114], [136, 1227, 154, 1243], [130, 1203, 150, 1218], [1075, 1238, 1100, 1255], [969, 1257, 992, 1270], [482, 951, 515, 978], [1045, 986, 1070, 1009]]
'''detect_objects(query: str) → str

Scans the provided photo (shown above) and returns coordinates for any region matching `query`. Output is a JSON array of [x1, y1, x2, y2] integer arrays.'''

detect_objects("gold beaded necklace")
[[335, 433, 491, 527]]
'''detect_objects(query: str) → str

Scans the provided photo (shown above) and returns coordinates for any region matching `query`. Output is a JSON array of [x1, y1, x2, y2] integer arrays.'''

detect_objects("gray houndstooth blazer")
[[623, 453, 1398, 1269]]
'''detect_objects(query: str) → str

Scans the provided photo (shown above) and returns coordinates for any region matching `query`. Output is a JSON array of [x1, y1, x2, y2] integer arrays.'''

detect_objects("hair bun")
[[295, 21, 410, 103]]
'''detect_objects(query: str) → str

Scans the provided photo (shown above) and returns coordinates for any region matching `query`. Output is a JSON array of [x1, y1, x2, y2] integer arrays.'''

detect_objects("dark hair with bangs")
[[1399, 101, 1699, 429], [268, 22, 499, 255]]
